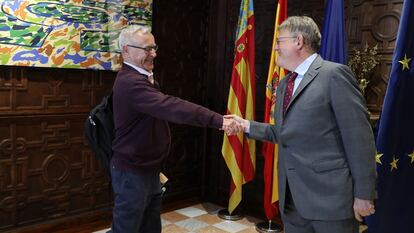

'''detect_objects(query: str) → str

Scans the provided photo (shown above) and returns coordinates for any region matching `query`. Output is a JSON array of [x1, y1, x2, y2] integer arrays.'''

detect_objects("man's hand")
[[353, 198, 375, 222], [222, 115, 249, 135]]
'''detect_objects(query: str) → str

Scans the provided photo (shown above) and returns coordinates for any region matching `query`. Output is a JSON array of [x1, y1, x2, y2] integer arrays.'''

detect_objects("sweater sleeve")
[[120, 72, 223, 129]]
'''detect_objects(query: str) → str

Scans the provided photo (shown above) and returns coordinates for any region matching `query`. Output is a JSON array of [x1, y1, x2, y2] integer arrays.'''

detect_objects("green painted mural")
[[0, 0, 152, 70]]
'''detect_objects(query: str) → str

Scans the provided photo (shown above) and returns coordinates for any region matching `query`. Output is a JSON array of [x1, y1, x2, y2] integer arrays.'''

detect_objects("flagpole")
[[217, 208, 243, 221], [255, 0, 285, 231], [220, 0, 256, 222], [255, 220, 283, 233]]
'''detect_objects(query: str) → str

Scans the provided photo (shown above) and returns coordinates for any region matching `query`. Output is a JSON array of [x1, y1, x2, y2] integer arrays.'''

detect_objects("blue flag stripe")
[[319, 0, 347, 64]]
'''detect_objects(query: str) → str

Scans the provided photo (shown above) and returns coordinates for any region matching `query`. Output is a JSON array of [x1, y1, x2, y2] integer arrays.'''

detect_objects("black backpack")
[[84, 92, 114, 179]]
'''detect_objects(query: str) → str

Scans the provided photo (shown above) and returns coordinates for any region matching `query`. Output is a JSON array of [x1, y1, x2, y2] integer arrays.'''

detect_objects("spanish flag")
[[262, 0, 287, 220], [221, 0, 256, 214]]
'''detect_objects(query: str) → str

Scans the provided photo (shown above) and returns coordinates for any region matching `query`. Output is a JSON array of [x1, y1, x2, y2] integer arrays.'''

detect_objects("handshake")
[[222, 115, 249, 136]]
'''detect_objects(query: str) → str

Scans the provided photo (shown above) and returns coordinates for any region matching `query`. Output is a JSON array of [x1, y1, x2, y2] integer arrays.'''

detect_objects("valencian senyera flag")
[[319, 0, 347, 64], [366, 1, 414, 233], [221, 0, 256, 214], [262, 0, 286, 220]]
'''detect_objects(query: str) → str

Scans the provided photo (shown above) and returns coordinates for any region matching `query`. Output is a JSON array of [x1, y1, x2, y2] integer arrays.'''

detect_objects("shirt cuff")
[[245, 120, 250, 133]]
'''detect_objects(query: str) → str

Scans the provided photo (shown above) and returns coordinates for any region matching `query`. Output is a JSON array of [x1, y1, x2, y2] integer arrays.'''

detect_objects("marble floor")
[[94, 202, 368, 233], [94, 202, 261, 233]]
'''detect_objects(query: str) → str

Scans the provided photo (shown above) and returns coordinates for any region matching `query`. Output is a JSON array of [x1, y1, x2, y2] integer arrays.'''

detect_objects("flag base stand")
[[217, 209, 243, 221], [255, 220, 283, 233]]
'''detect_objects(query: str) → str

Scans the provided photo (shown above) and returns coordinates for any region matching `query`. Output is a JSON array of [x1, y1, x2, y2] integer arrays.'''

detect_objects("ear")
[[122, 45, 129, 55], [296, 34, 305, 49]]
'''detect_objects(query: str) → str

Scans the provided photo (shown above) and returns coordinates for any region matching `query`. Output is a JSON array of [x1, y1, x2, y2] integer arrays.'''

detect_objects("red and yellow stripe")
[[262, 0, 287, 220], [221, 0, 256, 214]]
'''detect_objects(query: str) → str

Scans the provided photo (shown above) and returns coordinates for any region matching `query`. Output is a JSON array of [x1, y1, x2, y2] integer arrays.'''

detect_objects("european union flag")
[[319, 0, 347, 64], [366, 1, 414, 233]]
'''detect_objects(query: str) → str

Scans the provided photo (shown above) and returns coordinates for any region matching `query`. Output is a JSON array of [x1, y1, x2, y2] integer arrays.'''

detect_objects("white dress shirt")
[[123, 61, 154, 84], [292, 53, 318, 94]]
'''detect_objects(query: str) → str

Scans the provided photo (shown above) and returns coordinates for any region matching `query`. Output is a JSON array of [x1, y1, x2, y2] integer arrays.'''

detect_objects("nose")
[[149, 50, 157, 57]]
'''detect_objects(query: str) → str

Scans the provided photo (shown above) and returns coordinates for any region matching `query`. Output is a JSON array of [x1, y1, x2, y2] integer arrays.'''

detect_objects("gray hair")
[[279, 16, 321, 52], [118, 25, 152, 50]]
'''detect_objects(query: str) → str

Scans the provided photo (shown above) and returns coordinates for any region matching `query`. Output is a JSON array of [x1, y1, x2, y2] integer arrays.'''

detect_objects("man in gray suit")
[[226, 16, 376, 233]]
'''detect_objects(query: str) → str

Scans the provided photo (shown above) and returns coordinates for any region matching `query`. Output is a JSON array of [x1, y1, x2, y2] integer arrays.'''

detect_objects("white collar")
[[124, 61, 153, 77], [294, 53, 318, 76]]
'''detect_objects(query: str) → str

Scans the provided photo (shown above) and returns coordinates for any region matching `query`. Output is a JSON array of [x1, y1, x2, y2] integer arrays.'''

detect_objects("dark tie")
[[283, 72, 298, 114]]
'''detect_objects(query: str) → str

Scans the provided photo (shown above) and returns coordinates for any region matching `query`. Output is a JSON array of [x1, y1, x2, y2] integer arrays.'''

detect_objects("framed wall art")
[[0, 0, 152, 70]]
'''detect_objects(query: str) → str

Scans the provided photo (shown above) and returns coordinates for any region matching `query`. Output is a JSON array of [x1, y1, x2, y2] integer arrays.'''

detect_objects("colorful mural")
[[0, 0, 152, 70]]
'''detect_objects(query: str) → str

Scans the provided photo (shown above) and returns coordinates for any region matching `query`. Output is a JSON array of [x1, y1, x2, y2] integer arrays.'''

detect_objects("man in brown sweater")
[[108, 25, 234, 233]]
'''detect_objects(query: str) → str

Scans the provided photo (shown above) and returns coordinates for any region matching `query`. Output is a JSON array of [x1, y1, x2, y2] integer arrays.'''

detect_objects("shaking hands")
[[222, 115, 249, 135]]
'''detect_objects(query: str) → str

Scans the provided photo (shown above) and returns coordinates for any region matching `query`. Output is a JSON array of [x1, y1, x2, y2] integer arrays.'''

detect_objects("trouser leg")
[[282, 182, 359, 233], [108, 166, 161, 233], [281, 184, 314, 233]]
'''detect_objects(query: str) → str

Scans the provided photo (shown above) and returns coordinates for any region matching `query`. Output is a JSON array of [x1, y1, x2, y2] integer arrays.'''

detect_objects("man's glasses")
[[127, 44, 158, 52], [276, 36, 297, 45]]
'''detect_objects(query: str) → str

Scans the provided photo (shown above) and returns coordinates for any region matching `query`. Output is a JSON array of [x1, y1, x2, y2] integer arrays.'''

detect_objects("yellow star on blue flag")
[[398, 54, 411, 71], [408, 152, 414, 164], [376, 153, 383, 165], [390, 157, 399, 171]]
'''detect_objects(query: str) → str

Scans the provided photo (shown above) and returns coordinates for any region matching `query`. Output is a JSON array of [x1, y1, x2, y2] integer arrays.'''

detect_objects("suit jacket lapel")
[[287, 56, 323, 112]]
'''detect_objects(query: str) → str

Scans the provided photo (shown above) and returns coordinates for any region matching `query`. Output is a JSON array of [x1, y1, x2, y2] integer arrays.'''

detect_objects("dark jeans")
[[107, 166, 162, 233]]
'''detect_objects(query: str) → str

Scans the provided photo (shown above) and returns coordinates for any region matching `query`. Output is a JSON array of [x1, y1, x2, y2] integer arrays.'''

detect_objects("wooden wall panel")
[[0, 67, 114, 230], [348, 0, 404, 118], [151, 0, 217, 204]]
